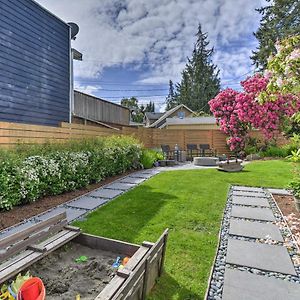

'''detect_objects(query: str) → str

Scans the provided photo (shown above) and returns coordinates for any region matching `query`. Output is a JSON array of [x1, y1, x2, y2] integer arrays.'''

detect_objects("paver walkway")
[[217, 186, 300, 300], [0, 169, 160, 238], [0, 163, 216, 239]]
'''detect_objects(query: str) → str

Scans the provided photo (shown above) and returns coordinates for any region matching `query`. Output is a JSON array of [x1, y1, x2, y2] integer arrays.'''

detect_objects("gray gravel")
[[206, 186, 300, 300]]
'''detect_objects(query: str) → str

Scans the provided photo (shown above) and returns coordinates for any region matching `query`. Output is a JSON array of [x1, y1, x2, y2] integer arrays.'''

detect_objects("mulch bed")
[[0, 170, 136, 231], [273, 194, 300, 240]]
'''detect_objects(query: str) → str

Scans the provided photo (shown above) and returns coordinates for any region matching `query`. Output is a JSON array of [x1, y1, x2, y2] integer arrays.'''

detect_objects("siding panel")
[[0, 0, 70, 126]]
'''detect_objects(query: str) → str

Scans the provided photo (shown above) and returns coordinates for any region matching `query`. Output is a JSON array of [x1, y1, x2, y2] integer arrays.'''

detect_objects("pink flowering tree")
[[237, 74, 300, 140], [208, 89, 250, 153], [209, 74, 300, 153], [210, 35, 300, 153]]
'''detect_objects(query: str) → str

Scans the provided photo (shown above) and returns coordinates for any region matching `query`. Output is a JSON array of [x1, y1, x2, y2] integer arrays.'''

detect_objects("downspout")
[[69, 26, 74, 123]]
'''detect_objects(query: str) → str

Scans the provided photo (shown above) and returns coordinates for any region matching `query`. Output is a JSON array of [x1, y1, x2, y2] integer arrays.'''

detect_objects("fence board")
[[0, 121, 288, 155]]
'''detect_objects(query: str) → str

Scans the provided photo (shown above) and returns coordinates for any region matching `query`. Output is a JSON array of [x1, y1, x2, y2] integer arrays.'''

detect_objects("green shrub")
[[140, 149, 163, 169], [0, 136, 142, 210], [286, 149, 300, 163], [244, 136, 261, 155], [259, 145, 288, 158], [289, 165, 300, 198], [283, 134, 300, 155]]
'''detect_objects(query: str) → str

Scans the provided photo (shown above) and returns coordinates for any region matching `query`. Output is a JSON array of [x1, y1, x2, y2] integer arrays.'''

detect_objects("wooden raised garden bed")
[[0, 212, 168, 300]]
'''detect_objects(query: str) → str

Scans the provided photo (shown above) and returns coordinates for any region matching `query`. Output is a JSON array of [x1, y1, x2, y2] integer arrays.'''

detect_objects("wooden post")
[[142, 257, 150, 300], [159, 230, 169, 276]]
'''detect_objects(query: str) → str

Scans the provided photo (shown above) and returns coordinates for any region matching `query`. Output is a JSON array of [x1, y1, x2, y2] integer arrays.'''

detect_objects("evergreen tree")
[[165, 80, 177, 110], [175, 24, 220, 113], [252, 0, 300, 69], [145, 101, 155, 112]]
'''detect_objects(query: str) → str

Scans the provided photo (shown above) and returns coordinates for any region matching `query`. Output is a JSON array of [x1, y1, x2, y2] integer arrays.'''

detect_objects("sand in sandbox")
[[29, 242, 118, 300]]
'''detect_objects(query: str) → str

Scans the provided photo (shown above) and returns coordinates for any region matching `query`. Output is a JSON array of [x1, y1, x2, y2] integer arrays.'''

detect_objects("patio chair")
[[161, 144, 175, 160], [186, 144, 199, 161], [199, 144, 215, 157]]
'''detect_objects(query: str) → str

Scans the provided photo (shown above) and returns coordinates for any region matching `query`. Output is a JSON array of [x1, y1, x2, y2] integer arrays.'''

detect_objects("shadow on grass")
[[149, 272, 201, 300], [74, 185, 178, 243]]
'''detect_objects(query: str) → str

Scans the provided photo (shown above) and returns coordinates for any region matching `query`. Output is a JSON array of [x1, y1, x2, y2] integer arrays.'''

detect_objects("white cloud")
[[74, 82, 100, 96], [36, 0, 266, 86]]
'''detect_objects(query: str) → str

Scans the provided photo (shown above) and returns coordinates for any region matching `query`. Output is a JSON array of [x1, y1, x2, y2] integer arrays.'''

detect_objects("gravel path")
[[206, 186, 300, 300]]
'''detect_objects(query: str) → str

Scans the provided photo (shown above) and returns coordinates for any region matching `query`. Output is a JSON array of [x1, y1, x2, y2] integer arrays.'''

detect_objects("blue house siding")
[[0, 0, 70, 126]]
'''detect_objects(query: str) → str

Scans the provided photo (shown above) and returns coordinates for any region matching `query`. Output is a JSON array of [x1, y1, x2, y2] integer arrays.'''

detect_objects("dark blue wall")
[[0, 0, 70, 126]]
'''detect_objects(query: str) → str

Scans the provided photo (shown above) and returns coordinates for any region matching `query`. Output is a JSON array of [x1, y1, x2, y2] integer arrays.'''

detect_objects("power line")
[[76, 70, 255, 87], [221, 70, 255, 83], [75, 80, 168, 86], [89, 88, 168, 92], [98, 94, 167, 99]]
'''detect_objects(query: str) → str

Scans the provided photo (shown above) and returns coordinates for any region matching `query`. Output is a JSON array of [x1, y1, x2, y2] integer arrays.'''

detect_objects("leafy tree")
[[166, 80, 177, 110], [121, 97, 155, 122], [252, 0, 300, 69], [121, 97, 144, 123], [175, 24, 220, 113], [121, 97, 139, 110]]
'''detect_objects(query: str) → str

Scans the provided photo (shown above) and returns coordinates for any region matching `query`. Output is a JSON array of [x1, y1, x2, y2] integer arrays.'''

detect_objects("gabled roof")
[[148, 104, 194, 128], [144, 112, 164, 121]]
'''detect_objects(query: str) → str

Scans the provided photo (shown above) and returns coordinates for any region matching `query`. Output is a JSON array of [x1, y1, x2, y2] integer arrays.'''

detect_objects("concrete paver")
[[36, 206, 87, 222], [119, 177, 146, 184], [226, 239, 296, 275], [89, 188, 123, 199], [229, 219, 284, 242], [231, 196, 270, 207], [232, 186, 264, 193], [231, 206, 276, 222], [66, 196, 108, 210], [104, 182, 136, 191], [232, 191, 267, 198], [267, 188, 292, 196], [223, 268, 300, 300]]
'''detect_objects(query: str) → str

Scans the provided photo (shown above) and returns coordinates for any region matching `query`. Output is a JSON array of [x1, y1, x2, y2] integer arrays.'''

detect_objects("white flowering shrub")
[[0, 136, 142, 210]]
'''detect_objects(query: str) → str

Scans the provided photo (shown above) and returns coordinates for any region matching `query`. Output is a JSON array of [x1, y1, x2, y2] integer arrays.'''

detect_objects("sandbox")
[[0, 212, 168, 300], [29, 242, 117, 299]]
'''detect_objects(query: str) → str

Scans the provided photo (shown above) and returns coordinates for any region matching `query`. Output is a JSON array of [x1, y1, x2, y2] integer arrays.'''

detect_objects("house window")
[[178, 111, 185, 119]]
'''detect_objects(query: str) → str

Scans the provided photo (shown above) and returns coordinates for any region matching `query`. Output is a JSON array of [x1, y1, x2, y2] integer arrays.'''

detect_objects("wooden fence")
[[0, 121, 288, 154], [74, 91, 130, 126]]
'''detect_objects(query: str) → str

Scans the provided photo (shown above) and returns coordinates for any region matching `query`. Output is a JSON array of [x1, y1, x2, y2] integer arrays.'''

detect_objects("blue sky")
[[36, 0, 265, 111]]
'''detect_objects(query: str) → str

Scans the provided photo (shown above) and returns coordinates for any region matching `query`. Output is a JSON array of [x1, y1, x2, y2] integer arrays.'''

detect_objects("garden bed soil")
[[29, 242, 118, 300], [0, 170, 136, 231], [273, 194, 300, 236]]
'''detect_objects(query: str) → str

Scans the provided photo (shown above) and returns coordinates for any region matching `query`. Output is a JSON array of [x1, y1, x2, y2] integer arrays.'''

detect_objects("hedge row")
[[0, 136, 142, 210]]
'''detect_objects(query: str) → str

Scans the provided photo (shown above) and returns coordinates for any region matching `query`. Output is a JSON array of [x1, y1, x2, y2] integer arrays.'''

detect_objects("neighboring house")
[[148, 104, 194, 128], [73, 91, 130, 127], [0, 0, 81, 126], [144, 112, 164, 127], [164, 116, 218, 130]]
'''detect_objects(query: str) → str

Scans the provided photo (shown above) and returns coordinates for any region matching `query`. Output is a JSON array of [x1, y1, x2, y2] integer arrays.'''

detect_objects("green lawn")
[[74, 160, 293, 300]]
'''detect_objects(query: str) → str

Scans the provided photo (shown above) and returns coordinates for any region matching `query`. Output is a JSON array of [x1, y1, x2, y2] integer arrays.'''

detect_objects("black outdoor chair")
[[186, 144, 199, 161], [161, 144, 175, 160], [199, 144, 215, 157]]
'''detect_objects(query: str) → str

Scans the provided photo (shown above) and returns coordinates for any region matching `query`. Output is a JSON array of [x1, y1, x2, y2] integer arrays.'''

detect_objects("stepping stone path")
[[207, 185, 300, 300], [0, 169, 161, 239]]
